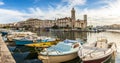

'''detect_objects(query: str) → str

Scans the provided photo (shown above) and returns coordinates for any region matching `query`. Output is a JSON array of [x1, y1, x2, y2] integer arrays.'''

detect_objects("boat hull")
[[78, 40, 116, 63], [25, 40, 59, 47], [14, 39, 33, 45], [14, 38, 58, 45], [38, 52, 78, 63], [7, 37, 13, 41], [82, 54, 112, 63]]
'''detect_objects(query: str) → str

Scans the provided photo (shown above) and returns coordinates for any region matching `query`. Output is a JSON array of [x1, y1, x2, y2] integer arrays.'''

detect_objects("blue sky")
[[0, 0, 105, 10], [1, 0, 60, 10], [0, 0, 120, 25]]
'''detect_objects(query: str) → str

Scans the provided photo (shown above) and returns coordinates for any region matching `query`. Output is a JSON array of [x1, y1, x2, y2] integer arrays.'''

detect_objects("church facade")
[[55, 8, 87, 29]]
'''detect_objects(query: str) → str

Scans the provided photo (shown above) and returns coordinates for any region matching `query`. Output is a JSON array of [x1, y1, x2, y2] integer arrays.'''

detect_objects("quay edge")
[[0, 34, 16, 63]]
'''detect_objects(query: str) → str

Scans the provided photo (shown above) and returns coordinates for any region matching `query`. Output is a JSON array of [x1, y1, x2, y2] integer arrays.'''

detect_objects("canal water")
[[6, 31, 120, 63]]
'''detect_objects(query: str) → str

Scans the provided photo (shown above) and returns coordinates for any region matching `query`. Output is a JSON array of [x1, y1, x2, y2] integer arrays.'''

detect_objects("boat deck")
[[80, 46, 109, 60], [79, 39, 113, 61]]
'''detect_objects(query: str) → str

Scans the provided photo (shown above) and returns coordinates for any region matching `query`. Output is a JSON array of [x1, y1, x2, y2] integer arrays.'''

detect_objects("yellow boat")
[[25, 40, 60, 48]]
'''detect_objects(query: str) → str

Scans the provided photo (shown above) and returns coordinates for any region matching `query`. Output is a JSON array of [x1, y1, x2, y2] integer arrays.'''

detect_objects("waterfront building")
[[0, 23, 16, 28], [0, 24, 6, 28], [15, 21, 26, 27], [56, 8, 87, 29], [101, 24, 120, 29], [41, 20, 55, 28], [56, 17, 71, 28], [111, 24, 120, 29], [24, 18, 42, 28], [15, 18, 55, 29]]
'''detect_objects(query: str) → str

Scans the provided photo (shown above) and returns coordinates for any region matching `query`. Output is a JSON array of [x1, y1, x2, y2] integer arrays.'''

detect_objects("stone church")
[[56, 8, 87, 29]]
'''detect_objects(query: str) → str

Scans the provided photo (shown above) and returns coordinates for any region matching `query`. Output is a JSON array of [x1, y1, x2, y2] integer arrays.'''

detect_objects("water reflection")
[[38, 31, 88, 42], [9, 46, 42, 63]]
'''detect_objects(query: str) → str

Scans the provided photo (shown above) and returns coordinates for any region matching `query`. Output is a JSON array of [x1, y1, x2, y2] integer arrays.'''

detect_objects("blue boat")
[[1, 31, 8, 36], [13, 36, 58, 45], [0, 29, 13, 36], [13, 39, 33, 45], [13, 38, 41, 45]]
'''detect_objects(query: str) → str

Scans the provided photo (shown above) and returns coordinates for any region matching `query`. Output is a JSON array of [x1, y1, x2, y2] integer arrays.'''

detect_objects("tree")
[[52, 24, 59, 29]]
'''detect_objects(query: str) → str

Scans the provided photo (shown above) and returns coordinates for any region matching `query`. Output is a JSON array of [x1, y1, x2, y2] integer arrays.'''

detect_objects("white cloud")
[[0, 9, 29, 23], [62, 0, 86, 7], [0, 1, 4, 5], [0, 9, 24, 16], [78, 0, 120, 26]]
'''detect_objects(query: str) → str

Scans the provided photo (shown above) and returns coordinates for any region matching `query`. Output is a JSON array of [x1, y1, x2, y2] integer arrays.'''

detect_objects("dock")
[[0, 34, 16, 63]]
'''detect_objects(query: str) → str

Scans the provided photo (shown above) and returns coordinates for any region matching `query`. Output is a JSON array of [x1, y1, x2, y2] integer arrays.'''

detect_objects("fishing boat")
[[1, 31, 8, 36], [0, 29, 13, 36], [38, 39, 82, 63], [7, 31, 36, 41], [25, 39, 60, 48], [13, 36, 60, 45], [78, 39, 116, 63]]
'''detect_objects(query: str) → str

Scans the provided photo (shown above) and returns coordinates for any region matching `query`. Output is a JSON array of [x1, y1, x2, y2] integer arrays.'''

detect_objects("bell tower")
[[84, 14, 87, 28], [71, 7, 76, 28], [71, 7, 75, 21]]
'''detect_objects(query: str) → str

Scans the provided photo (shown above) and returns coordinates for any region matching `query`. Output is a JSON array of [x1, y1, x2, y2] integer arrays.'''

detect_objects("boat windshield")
[[64, 39, 78, 43], [48, 42, 71, 52]]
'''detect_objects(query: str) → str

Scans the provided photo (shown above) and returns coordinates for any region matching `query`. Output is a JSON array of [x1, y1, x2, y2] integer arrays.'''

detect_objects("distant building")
[[99, 24, 120, 29], [15, 18, 55, 28], [0, 23, 16, 28], [0, 24, 5, 28], [24, 18, 42, 28]]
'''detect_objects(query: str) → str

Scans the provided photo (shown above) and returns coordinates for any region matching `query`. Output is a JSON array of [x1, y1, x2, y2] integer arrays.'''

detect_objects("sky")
[[0, 0, 120, 26]]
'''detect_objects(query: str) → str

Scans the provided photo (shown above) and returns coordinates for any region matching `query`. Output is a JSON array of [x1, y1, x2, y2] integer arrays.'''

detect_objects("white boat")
[[38, 39, 82, 63], [78, 39, 117, 63], [7, 31, 36, 41]]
